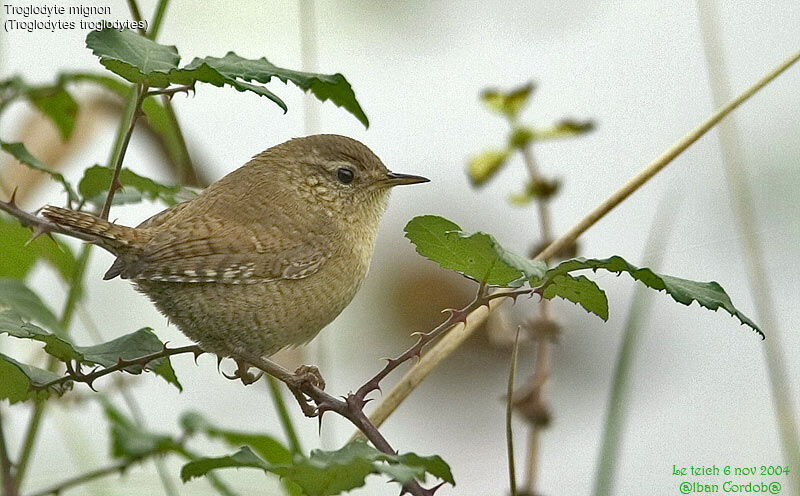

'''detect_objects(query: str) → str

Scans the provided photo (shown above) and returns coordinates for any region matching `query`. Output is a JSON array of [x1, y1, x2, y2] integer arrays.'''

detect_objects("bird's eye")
[[336, 167, 355, 184]]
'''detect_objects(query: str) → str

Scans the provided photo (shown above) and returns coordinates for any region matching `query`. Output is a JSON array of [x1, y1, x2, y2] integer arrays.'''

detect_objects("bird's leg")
[[221, 358, 263, 385]]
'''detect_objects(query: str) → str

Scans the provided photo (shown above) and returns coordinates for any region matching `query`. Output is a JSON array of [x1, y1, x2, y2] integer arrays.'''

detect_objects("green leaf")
[[101, 398, 182, 459], [85, 29, 180, 87], [78, 164, 192, 207], [481, 82, 535, 118], [530, 119, 595, 140], [0, 76, 78, 141], [74, 328, 182, 390], [85, 29, 369, 127], [0, 353, 70, 403], [181, 446, 267, 481], [0, 288, 181, 391], [0, 215, 77, 281], [541, 274, 608, 320], [467, 149, 509, 186], [544, 256, 762, 337], [27, 87, 79, 141], [0, 141, 79, 203], [181, 440, 454, 496], [404, 215, 546, 287], [180, 412, 291, 464], [0, 279, 62, 333]]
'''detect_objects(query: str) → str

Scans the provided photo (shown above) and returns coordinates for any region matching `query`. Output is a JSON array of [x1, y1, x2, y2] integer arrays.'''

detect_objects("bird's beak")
[[385, 171, 430, 186]]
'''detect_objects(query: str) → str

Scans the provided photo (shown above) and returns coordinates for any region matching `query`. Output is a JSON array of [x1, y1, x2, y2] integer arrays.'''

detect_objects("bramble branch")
[[31, 345, 204, 392]]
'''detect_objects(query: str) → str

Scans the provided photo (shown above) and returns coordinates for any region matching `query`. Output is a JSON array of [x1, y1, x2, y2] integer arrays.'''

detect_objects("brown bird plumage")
[[42, 134, 428, 360]]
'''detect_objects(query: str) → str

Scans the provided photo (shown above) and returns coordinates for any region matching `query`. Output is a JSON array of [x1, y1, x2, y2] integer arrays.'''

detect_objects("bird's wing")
[[112, 215, 330, 284]]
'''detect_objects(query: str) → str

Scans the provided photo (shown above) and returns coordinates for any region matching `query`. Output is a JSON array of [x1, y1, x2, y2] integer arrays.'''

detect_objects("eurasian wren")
[[42, 134, 428, 361]]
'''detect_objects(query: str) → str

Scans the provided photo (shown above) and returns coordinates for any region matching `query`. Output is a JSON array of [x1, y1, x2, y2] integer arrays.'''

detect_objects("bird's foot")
[[221, 359, 263, 385], [292, 365, 326, 390], [286, 365, 327, 418]]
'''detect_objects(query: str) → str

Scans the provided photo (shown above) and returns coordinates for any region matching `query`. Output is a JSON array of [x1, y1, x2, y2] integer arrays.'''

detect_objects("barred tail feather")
[[41, 205, 139, 254]]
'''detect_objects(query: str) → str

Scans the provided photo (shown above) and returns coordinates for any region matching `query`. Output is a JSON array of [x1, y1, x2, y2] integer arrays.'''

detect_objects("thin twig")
[[24, 460, 131, 496], [506, 327, 521, 496], [100, 83, 147, 220], [359, 49, 800, 437]]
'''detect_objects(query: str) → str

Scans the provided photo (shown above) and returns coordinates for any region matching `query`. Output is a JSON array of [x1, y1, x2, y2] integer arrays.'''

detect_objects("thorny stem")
[[146, 84, 195, 99], [351, 288, 532, 438], [229, 352, 433, 496], [32, 345, 204, 392], [100, 83, 147, 220]]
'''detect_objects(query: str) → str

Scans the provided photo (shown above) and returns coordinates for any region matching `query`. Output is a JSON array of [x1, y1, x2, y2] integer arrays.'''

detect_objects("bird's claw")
[[222, 359, 263, 385]]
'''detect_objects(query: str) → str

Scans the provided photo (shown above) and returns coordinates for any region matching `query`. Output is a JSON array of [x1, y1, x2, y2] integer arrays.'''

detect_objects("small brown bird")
[[42, 134, 428, 373]]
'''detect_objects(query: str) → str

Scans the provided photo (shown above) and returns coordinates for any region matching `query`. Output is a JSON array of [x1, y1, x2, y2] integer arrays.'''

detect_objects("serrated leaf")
[[101, 398, 182, 459], [182, 440, 454, 496], [530, 119, 595, 140], [0, 215, 77, 281], [0, 353, 70, 403], [481, 82, 535, 118], [467, 149, 509, 186], [181, 446, 267, 482], [541, 274, 608, 320], [177, 53, 369, 127], [74, 328, 182, 390], [0, 141, 79, 203], [545, 256, 762, 337], [85, 29, 368, 127], [180, 411, 291, 464], [86, 29, 180, 87], [404, 215, 546, 287], [78, 164, 190, 207]]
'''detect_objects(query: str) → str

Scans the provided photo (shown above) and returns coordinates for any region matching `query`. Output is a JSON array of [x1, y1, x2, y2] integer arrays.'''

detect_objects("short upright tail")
[[41, 205, 140, 254]]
